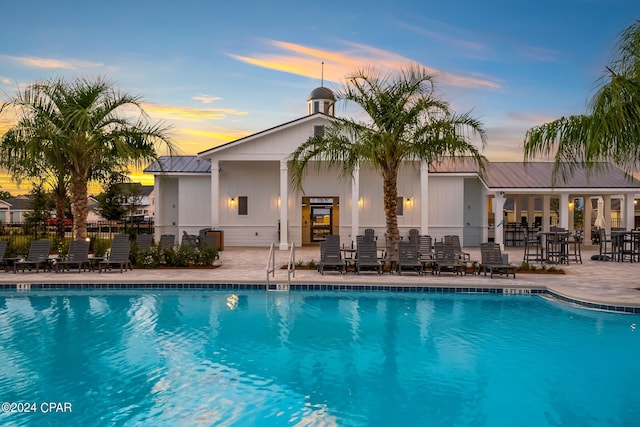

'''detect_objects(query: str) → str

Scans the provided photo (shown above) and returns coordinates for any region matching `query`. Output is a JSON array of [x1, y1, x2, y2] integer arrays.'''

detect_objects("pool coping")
[[1, 281, 638, 315]]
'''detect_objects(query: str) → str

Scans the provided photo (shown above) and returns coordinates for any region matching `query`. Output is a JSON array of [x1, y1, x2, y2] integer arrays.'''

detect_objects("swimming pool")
[[0, 290, 638, 426]]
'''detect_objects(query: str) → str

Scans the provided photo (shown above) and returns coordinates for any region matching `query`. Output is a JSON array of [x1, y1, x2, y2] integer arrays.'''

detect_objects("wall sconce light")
[[635, 199, 638, 206], [277, 196, 281, 208], [358, 197, 364, 209], [228, 197, 236, 207], [405, 197, 413, 208], [568, 201, 574, 208]]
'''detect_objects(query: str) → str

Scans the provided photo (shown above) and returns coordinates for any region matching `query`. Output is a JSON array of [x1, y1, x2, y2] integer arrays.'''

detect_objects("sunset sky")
[[0, 0, 638, 195]]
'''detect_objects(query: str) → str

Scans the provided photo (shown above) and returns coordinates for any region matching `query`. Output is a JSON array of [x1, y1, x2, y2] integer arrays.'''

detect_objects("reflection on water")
[[0, 291, 639, 426]]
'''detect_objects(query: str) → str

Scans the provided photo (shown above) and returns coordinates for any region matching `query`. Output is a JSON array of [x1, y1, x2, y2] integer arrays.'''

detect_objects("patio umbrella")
[[594, 197, 606, 229]]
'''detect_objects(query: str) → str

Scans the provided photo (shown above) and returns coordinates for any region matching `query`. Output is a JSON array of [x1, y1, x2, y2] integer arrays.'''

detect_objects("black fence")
[[0, 220, 154, 255]]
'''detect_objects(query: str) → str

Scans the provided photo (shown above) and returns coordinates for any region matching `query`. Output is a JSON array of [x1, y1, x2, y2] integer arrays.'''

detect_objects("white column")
[[152, 176, 162, 243], [351, 165, 360, 245], [604, 194, 612, 232], [211, 160, 220, 228], [542, 194, 550, 232], [420, 161, 429, 235], [513, 197, 521, 224], [568, 198, 575, 231], [584, 197, 592, 231], [559, 193, 569, 230], [493, 192, 506, 249], [481, 189, 488, 242], [625, 194, 635, 231], [279, 159, 289, 250], [527, 196, 535, 227]]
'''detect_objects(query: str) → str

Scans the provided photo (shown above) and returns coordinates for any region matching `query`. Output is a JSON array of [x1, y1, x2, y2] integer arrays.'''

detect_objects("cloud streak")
[[1, 54, 104, 70], [192, 95, 222, 104], [140, 103, 248, 121], [229, 39, 500, 89]]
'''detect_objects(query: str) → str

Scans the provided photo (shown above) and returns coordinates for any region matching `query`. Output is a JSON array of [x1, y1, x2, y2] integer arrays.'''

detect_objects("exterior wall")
[[427, 176, 465, 242], [155, 176, 180, 239], [206, 116, 330, 162], [463, 177, 484, 246], [219, 161, 280, 246], [177, 175, 212, 237], [356, 164, 421, 241], [296, 163, 352, 247]]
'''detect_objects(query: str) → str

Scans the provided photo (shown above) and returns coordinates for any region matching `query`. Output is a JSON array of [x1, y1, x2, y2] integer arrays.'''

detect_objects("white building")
[[144, 87, 640, 249]]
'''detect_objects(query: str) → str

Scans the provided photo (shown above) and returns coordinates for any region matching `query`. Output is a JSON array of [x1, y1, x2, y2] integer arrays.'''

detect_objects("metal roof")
[[144, 156, 211, 174], [483, 162, 640, 189], [143, 155, 640, 191], [308, 86, 335, 101]]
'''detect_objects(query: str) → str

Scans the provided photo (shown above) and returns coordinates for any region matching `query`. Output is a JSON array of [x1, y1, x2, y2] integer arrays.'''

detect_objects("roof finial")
[[321, 62, 324, 87]]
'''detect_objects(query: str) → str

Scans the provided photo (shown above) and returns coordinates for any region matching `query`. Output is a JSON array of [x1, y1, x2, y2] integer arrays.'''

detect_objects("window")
[[396, 197, 404, 216], [313, 101, 319, 113], [314, 125, 325, 137], [238, 196, 248, 215]]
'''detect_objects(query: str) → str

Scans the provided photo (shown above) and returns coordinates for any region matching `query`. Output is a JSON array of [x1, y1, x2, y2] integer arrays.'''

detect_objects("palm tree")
[[0, 77, 176, 239], [289, 66, 486, 262], [523, 20, 640, 180]]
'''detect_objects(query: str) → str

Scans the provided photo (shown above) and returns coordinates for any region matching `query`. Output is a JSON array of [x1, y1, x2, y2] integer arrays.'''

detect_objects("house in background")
[[1, 196, 33, 223], [118, 183, 154, 222], [0, 199, 11, 224], [145, 86, 640, 250], [86, 196, 105, 223]]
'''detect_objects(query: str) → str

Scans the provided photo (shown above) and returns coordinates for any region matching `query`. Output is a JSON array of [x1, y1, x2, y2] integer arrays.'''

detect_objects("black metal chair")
[[523, 227, 542, 263]]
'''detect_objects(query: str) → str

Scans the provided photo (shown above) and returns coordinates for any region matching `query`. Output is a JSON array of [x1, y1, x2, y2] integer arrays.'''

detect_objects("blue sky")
[[0, 0, 638, 191]]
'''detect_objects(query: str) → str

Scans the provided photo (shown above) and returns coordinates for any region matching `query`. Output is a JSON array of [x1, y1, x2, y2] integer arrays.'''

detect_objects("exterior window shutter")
[[238, 196, 248, 215]]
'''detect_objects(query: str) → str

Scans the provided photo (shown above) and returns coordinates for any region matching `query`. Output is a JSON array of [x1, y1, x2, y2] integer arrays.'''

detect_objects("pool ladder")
[[266, 242, 294, 291]]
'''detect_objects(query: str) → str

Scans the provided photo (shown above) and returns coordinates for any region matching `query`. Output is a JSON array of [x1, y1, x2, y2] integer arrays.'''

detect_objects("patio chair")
[[354, 239, 382, 274], [523, 227, 542, 263], [432, 241, 463, 276], [14, 240, 52, 273], [565, 230, 583, 264], [596, 228, 613, 261], [135, 234, 153, 251], [479, 242, 516, 278], [181, 231, 198, 247], [55, 240, 91, 273], [99, 235, 132, 273], [318, 239, 345, 274], [417, 235, 433, 271], [408, 228, 420, 246], [0, 240, 9, 272], [159, 234, 176, 249], [444, 235, 470, 260], [396, 241, 423, 275], [364, 228, 377, 241]]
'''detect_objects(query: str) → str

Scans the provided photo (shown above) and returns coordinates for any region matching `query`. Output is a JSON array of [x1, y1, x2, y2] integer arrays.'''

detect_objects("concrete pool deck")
[[0, 244, 638, 310]]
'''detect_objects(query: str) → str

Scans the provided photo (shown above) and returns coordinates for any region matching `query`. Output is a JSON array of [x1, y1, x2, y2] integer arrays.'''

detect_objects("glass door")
[[311, 206, 332, 242]]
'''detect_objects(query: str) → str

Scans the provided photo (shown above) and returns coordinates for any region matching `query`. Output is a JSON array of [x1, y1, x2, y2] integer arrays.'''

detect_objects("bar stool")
[[523, 227, 542, 263], [565, 230, 583, 264], [546, 230, 569, 264]]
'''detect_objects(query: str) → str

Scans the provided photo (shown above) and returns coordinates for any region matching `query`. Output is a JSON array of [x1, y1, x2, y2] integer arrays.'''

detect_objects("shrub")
[[90, 235, 110, 257]]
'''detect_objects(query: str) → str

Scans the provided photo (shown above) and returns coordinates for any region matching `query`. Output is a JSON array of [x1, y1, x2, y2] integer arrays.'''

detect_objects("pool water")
[[0, 291, 639, 426]]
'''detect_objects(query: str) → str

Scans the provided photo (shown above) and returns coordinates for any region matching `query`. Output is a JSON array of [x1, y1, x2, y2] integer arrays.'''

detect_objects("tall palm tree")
[[523, 20, 640, 180], [0, 124, 70, 238], [0, 77, 176, 239], [289, 66, 486, 262]]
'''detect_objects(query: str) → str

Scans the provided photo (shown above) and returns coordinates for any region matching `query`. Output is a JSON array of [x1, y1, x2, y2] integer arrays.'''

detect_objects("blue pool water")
[[0, 291, 639, 426]]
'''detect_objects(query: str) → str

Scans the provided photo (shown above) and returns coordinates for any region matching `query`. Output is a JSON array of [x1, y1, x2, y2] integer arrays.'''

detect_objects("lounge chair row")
[[318, 238, 515, 278], [0, 235, 133, 274]]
